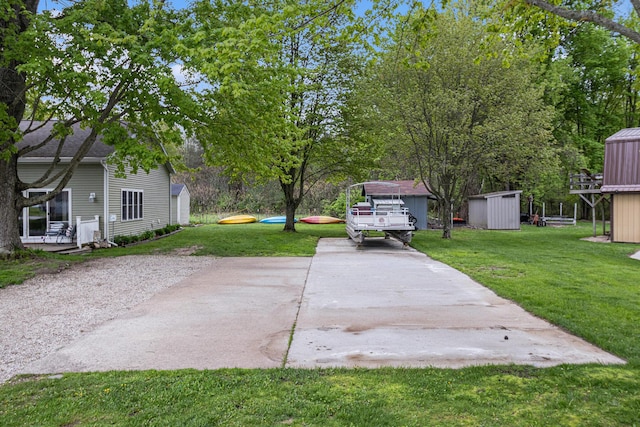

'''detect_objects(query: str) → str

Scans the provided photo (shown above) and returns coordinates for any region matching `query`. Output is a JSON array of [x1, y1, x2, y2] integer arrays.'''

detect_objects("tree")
[[183, 0, 379, 232], [369, 6, 556, 238], [546, 24, 634, 172], [0, 0, 199, 255]]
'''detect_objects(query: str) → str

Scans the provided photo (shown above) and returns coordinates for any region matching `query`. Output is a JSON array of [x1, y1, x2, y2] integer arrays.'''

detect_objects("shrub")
[[141, 230, 155, 241], [165, 224, 180, 233], [113, 235, 130, 246]]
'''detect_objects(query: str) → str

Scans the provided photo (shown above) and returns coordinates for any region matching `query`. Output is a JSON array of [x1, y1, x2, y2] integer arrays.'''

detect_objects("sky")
[[39, 0, 383, 15]]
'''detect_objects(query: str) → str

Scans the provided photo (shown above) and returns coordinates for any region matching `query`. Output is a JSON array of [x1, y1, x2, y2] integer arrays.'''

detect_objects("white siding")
[[178, 190, 190, 225], [468, 191, 521, 230], [487, 193, 521, 230], [468, 198, 488, 228]]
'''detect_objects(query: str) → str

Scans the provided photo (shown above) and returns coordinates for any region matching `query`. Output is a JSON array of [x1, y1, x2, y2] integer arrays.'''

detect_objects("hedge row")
[[113, 224, 181, 246]]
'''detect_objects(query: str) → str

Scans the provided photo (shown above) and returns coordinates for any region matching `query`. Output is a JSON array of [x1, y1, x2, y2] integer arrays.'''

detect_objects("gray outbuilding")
[[468, 191, 522, 230]]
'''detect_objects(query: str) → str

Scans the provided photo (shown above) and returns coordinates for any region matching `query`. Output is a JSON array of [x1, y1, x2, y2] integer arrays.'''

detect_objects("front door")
[[20, 190, 71, 240]]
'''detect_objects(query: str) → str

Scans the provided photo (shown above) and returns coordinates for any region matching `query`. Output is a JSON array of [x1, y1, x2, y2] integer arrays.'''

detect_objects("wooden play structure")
[[570, 170, 608, 237]]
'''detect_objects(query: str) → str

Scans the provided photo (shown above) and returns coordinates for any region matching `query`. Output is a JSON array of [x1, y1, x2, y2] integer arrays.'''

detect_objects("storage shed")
[[363, 180, 434, 230], [468, 191, 522, 230], [171, 184, 191, 225], [601, 128, 640, 243]]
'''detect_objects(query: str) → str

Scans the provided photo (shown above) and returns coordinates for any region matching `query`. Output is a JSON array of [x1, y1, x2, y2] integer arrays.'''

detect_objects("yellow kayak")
[[218, 215, 257, 224]]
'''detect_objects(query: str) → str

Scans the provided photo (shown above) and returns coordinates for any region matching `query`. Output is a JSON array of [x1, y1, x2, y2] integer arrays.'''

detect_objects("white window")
[[121, 189, 143, 221]]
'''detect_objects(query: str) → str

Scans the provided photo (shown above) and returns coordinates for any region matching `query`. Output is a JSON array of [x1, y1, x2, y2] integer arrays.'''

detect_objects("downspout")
[[101, 160, 110, 241], [169, 182, 174, 226]]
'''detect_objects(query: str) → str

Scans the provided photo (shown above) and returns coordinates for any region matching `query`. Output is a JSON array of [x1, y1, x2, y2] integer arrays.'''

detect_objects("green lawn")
[[1, 222, 639, 426], [0, 223, 347, 287], [410, 225, 640, 365]]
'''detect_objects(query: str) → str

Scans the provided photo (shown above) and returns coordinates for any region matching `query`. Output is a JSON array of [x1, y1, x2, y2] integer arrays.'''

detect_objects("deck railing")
[[76, 215, 100, 248], [570, 172, 603, 194], [348, 208, 412, 229]]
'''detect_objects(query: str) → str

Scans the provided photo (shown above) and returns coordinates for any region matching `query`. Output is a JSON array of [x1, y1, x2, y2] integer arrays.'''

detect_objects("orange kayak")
[[299, 216, 345, 224]]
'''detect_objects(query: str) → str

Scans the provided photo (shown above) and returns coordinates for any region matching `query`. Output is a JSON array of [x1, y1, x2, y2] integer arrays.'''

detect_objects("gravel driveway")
[[0, 255, 215, 383]]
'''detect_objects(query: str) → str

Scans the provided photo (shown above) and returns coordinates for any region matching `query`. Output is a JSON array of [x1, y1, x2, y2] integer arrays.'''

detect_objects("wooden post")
[[591, 194, 596, 237], [76, 216, 82, 249]]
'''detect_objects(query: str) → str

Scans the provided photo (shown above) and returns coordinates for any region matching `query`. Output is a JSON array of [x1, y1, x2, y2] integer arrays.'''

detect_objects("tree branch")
[[523, 0, 640, 44], [290, 0, 348, 31]]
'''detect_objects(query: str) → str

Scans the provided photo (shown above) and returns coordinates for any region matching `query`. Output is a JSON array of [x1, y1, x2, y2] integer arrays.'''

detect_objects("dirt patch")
[[171, 245, 204, 256], [581, 235, 611, 243]]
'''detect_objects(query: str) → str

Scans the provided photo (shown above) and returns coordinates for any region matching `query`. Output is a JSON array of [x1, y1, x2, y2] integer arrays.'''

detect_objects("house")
[[468, 190, 522, 230], [602, 128, 640, 243], [362, 180, 434, 229], [17, 121, 176, 245], [171, 183, 191, 225]]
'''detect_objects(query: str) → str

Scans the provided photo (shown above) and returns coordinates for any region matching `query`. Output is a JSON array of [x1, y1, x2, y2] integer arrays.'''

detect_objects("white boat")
[[345, 182, 416, 245]]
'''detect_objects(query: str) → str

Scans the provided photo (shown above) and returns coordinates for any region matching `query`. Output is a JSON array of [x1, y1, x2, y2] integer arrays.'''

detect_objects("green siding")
[[18, 161, 173, 241], [18, 162, 105, 236], [106, 164, 172, 239]]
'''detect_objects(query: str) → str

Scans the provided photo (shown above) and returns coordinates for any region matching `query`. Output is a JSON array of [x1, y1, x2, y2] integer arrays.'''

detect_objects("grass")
[[1, 222, 640, 425], [1, 366, 638, 426], [0, 223, 347, 286], [94, 223, 347, 257], [411, 224, 640, 364], [0, 249, 84, 288]]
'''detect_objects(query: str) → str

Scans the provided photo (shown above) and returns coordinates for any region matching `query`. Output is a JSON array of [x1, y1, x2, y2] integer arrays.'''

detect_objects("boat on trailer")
[[345, 181, 416, 245]]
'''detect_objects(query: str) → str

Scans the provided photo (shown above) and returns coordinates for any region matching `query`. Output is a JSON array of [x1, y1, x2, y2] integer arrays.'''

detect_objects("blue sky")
[[39, 0, 383, 14]]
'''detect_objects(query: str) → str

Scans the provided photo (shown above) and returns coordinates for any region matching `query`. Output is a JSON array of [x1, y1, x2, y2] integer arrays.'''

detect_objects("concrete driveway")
[[23, 238, 624, 375]]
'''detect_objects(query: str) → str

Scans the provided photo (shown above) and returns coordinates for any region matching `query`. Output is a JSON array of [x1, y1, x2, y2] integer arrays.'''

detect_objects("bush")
[[113, 235, 130, 246], [140, 230, 155, 241], [112, 225, 181, 247], [165, 224, 180, 233]]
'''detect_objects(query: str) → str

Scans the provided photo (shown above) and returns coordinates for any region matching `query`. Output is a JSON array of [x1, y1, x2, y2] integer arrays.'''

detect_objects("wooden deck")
[[24, 243, 84, 254]]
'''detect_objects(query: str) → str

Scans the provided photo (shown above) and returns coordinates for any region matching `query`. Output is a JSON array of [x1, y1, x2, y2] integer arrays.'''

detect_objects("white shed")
[[171, 184, 191, 225], [468, 191, 522, 230]]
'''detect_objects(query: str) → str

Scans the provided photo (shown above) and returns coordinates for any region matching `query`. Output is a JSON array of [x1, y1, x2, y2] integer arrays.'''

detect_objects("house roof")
[[17, 120, 176, 173], [363, 180, 433, 197], [171, 183, 188, 196], [469, 190, 522, 199], [603, 128, 640, 192], [18, 121, 115, 158]]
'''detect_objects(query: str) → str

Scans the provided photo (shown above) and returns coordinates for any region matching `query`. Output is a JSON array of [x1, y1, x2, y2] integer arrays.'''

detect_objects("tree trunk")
[[0, 154, 25, 255], [1, 1, 39, 255], [281, 180, 298, 232], [440, 199, 452, 239], [284, 199, 297, 232]]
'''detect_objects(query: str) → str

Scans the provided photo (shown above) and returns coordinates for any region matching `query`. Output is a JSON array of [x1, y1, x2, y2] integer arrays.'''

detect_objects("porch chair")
[[43, 222, 68, 243], [57, 224, 76, 244]]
